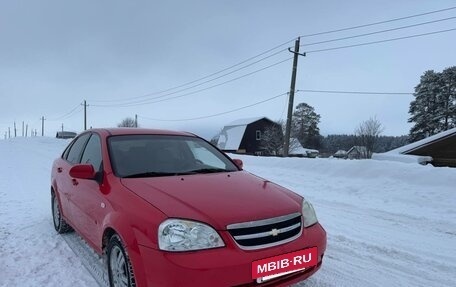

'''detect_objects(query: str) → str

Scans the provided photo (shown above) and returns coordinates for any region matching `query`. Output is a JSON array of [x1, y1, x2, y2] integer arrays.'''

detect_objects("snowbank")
[[372, 152, 432, 165]]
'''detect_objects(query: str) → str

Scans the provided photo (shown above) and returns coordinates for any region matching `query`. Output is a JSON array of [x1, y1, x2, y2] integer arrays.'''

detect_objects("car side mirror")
[[69, 164, 96, 180], [232, 159, 243, 170]]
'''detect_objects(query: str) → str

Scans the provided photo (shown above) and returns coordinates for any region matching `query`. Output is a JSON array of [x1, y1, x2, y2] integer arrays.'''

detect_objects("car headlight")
[[302, 199, 318, 227], [158, 219, 225, 251]]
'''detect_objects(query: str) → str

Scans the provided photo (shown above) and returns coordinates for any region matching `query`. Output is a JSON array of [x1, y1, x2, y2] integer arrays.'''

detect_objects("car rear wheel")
[[52, 192, 72, 233], [107, 234, 136, 287]]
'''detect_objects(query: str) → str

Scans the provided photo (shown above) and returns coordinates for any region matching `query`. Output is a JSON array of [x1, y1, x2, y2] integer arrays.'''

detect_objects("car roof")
[[87, 128, 196, 137]]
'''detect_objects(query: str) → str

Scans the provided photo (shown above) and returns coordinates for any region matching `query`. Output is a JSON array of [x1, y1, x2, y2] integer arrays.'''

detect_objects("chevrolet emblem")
[[270, 228, 280, 236]]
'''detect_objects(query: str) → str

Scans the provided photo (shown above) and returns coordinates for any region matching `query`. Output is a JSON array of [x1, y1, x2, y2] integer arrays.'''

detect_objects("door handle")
[[57, 167, 63, 173], [72, 179, 79, 186]]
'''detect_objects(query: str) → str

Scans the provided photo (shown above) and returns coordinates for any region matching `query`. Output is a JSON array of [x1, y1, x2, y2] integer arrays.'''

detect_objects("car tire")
[[52, 192, 72, 233], [107, 234, 136, 287]]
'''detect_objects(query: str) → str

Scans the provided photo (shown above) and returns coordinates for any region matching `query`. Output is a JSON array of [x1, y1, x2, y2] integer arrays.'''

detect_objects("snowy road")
[[0, 138, 98, 286], [1, 137, 455, 287]]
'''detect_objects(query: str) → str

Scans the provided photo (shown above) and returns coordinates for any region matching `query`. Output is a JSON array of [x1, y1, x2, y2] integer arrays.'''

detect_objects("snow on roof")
[[217, 117, 273, 150], [347, 146, 367, 154], [372, 153, 432, 165], [335, 150, 347, 155], [289, 138, 318, 155], [224, 117, 266, 127], [217, 125, 247, 150], [372, 128, 456, 165], [387, 127, 456, 154]]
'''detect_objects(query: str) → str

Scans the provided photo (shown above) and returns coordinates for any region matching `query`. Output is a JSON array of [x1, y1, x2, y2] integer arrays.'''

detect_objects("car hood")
[[120, 171, 302, 230]]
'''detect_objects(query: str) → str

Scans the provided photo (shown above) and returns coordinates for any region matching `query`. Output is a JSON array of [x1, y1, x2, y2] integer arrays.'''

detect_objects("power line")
[[91, 48, 289, 104], [91, 57, 293, 107], [129, 25, 448, 108], [135, 88, 414, 123], [91, 22, 449, 108], [301, 16, 456, 48], [47, 103, 83, 121], [90, 38, 296, 103], [299, 6, 456, 38], [89, 6, 456, 106], [305, 27, 456, 54], [297, 89, 413, 95], [138, 92, 288, 122]]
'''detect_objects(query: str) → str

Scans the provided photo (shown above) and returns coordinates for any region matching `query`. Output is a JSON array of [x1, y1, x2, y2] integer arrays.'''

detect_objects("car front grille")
[[227, 213, 302, 250]]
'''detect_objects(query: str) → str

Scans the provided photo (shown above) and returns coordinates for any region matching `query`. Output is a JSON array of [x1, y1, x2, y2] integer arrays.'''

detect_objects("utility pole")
[[8, 127, 10, 138], [25, 124, 28, 137], [283, 37, 305, 157], [41, 116, 45, 136], [83, 100, 88, 130], [135, 114, 138, 128], [14, 122, 17, 137], [22, 121, 24, 137]]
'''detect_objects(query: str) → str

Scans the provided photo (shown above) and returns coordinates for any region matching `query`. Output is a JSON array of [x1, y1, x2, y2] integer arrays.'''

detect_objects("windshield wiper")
[[122, 172, 177, 178], [186, 168, 231, 174]]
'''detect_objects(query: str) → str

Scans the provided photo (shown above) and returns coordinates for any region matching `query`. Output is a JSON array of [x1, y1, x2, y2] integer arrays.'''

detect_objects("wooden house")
[[391, 127, 456, 167], [217, 117, 281, 155]]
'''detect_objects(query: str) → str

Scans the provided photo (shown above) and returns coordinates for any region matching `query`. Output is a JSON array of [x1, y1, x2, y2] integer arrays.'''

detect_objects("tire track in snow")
[[62, 233, 109, 287]]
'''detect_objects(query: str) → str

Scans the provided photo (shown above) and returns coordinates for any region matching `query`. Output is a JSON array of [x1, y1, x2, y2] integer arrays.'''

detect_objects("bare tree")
[[260, 121, 284, 156], [355, 117, 384, 158], [260, 120, 305, 156], [117, 117, 137, 128]]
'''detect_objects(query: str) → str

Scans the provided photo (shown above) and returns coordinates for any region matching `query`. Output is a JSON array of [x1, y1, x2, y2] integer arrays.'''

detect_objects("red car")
[[51, 128, 326, 287]]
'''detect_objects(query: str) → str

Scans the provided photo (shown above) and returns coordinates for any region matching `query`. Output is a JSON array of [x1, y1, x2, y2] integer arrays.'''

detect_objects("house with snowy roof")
[[217, 117, 281, 155], [289, 138, 319, 158], [373, 127, 456, 167], [347, 146, 368, 159], [333, 149, 347, 159]]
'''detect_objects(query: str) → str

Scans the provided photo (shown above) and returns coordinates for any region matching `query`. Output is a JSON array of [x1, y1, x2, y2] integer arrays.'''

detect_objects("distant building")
[[374, 127, 456, 167], [56, 131, 77, 139], [333, 150, 347, 159], [289, 138, 319, 158], [217, 117, 281, 155], [346, 146, 368, 159]]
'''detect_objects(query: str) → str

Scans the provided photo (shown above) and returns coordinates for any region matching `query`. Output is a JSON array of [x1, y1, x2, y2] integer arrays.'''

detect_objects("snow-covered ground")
[[236, 155, 456, 287], [0, 138, 98, 287], [1, 137, 455, 287]]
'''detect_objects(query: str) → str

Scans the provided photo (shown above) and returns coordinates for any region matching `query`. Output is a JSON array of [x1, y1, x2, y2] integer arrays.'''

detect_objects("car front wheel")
[[107, 234, 136, 287]]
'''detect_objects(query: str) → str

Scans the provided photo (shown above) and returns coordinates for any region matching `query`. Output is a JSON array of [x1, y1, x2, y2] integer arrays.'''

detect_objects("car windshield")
[[108, 135, 238, 178]]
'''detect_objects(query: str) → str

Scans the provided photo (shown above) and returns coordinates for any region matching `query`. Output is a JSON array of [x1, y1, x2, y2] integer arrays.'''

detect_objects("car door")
[[55, 133, 91, 226], [70, 133, 105, 247]]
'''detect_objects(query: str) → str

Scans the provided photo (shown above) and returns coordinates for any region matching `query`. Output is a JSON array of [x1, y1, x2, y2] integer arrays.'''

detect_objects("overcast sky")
[[1, 0, 455, 139]]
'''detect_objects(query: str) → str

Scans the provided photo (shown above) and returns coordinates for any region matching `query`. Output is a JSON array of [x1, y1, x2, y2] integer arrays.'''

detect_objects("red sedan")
[[51, 128, 326, 287]]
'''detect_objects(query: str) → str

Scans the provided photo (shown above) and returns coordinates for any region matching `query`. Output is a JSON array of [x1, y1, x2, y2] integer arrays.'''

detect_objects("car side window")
[[62, 143, 72, 159], [66, 133, 91, 164], [80, 134, 102, 173]]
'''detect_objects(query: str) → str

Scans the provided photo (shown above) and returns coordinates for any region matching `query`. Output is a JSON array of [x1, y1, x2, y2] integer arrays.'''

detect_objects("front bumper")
[[136, 223, 326, 287]]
